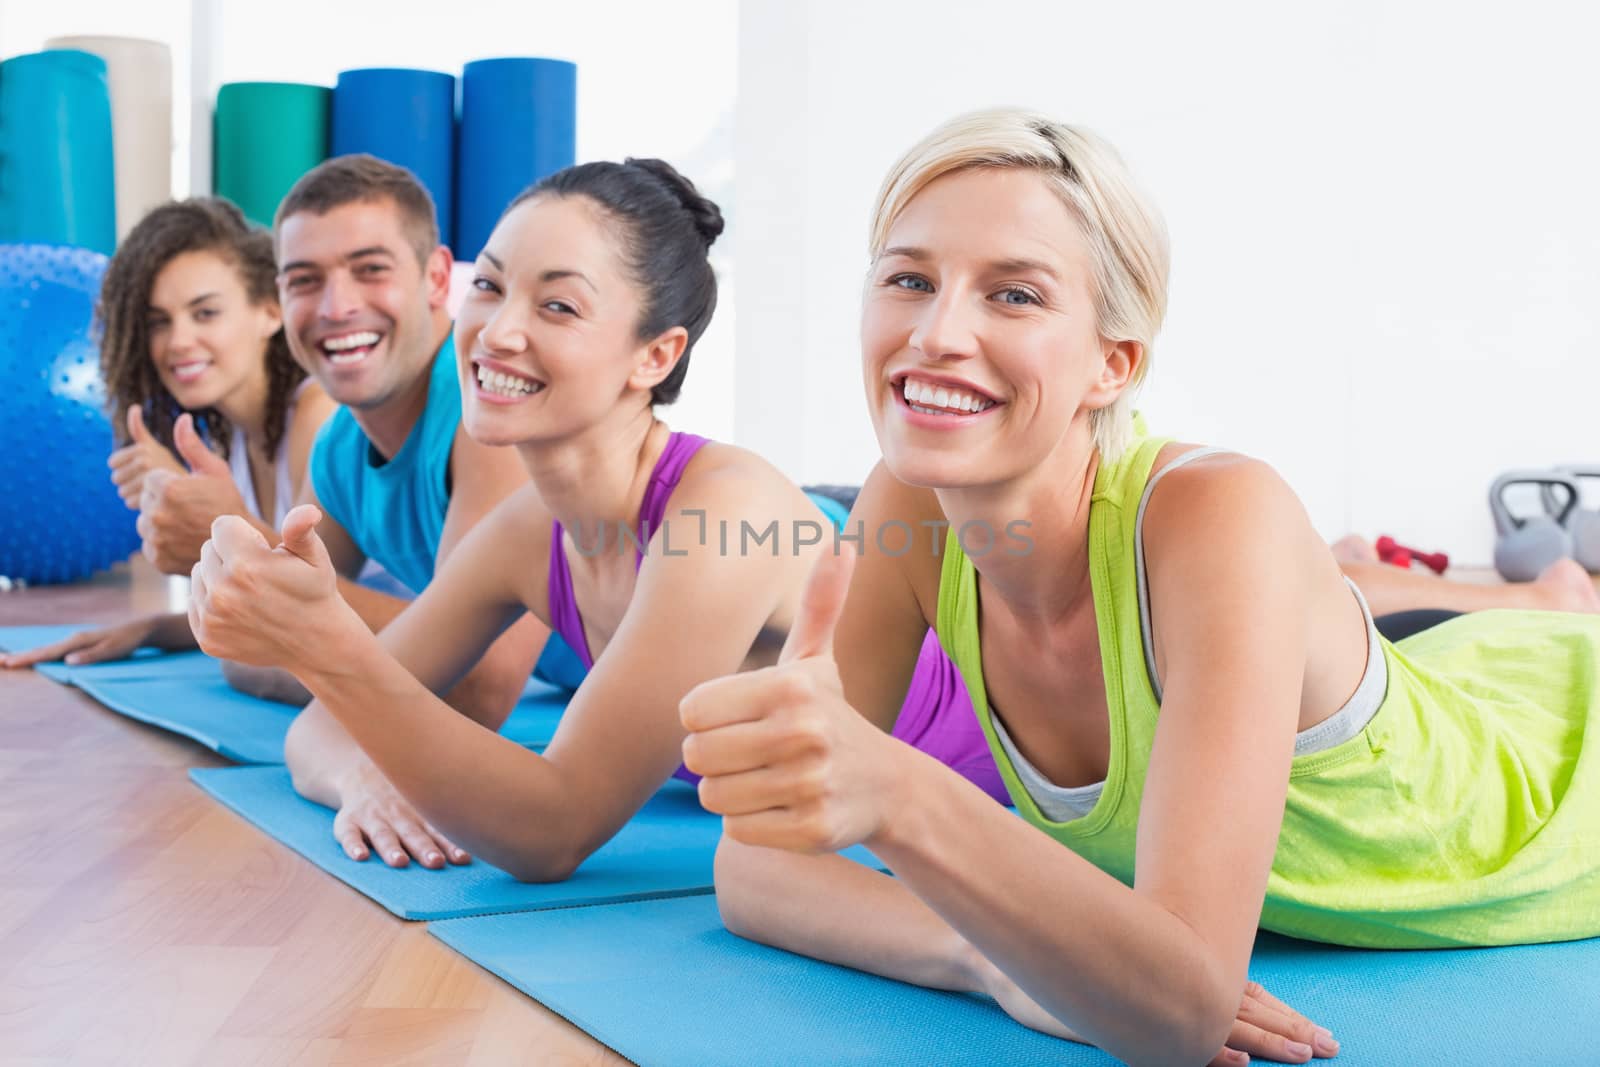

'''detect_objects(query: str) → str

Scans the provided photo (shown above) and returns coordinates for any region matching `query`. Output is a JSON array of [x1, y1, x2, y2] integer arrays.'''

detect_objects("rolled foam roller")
[[456, 57, 576, 261], [332, 68, 456, 250], [213, 82, 331, 227], [45, 36, 173, 243], [0, 50, 116, 254]]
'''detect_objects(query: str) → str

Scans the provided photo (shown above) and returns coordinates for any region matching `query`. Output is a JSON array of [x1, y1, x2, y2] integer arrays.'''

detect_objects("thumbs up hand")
[[190, 505, 351, 672], [680, 545, 899, 853], [135, 413, 254, 575], [173, 411, 233, 477], [107, 404, 185, 509]]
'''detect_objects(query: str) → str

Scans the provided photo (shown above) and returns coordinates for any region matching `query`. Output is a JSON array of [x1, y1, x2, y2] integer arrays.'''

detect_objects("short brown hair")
[[274, 154, 440, 265]]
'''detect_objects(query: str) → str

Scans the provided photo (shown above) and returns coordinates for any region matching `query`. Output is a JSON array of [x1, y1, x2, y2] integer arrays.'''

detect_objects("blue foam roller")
[[191, 766, 723, 920], [0, 51, 116, 253], [432, 894, 1600, 1067], [332, 68, 456, 250], [0, 245, 139, 583], [456, 57, 576, 261]]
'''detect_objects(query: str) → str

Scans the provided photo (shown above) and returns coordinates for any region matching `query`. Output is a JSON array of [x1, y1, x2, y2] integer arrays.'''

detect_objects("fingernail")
[[426, 851, 442, 865], [390, 851, 405, 864], [1314, 1028, 1340, 1055], [1286, 1041, 1312, 1059]]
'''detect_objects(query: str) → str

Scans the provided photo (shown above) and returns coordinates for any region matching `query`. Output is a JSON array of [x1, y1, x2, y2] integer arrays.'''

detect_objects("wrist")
[[292, 598, 373, 684], [862, 738, 938, 853]]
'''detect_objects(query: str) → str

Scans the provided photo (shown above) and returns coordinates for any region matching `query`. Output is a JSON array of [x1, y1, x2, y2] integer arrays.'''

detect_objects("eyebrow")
[[186, 291, 221, 308], [879, 246, 1060, 281], [278, 246, 397, 274], [481, 251, 597, 294]]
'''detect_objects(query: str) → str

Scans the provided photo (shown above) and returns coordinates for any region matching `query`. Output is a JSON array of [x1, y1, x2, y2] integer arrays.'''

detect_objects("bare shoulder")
[[1142, 444, 1319, 572], [284, 380, 338, 483], [669, 439, 815, 525]]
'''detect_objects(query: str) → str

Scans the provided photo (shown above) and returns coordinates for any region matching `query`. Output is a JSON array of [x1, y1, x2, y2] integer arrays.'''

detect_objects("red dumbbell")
[[1376, 535, 1449, 575]]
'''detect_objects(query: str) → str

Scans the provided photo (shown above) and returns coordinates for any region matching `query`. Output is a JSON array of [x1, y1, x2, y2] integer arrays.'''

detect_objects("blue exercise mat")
[[455, 57, 576, 261], [332, 68, 455, 250], [2, 625, 568, 761], [191, 766, 725, 920], [0, 51, 116, 253], [431, 893, 1600, 1066]]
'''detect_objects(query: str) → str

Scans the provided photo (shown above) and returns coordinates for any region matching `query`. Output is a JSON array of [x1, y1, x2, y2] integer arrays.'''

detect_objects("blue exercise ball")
[[0, 243, 138, 583]]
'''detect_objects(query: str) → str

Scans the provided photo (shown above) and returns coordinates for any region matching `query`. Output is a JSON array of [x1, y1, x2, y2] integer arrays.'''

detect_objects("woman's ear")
[[1083, 337, 1143, 411], [629, 326, 690, 392], [258, 299, 284, 340]]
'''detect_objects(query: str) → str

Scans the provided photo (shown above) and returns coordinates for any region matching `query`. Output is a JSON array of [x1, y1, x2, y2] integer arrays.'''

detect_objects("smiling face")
[[146, 249, 280, 412], [275, 198, 448, 410], [862, 166, 1137, 489], [454, 194, 681, 448]]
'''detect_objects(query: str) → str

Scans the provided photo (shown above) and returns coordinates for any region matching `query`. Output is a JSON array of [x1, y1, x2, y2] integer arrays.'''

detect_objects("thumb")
[[126, 403, 152, 445], [779, 542, 857, 664], [174, 413, 230, 477], [277, 504, 330, 568]]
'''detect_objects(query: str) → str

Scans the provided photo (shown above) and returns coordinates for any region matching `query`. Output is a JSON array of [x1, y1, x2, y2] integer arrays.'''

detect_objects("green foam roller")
[[213, 82, 330, 227]]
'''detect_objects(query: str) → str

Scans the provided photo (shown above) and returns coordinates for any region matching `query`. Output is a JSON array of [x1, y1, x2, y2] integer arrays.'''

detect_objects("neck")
[[351, 315, 452, 461], [211, 356, 273, 448], [518, 404, 668, 538], [936, 417, 1101, 627]]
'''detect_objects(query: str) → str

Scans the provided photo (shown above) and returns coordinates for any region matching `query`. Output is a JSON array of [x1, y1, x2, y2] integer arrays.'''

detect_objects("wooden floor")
[[0, 558, 630, 1066]]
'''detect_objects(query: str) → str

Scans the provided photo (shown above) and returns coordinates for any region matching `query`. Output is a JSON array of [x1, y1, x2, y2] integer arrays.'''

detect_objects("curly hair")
[[98, 197, 303, 461]]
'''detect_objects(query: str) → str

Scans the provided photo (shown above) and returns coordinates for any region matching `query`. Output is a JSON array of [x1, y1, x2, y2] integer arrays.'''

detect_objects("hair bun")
[[625, 157, 724, 247]]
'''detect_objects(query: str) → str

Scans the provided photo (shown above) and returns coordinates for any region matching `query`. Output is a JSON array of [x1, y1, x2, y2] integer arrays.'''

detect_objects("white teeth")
[[476, 364, 541, 398], [899, 377, 994, 416], [322, 331, 381, 353]]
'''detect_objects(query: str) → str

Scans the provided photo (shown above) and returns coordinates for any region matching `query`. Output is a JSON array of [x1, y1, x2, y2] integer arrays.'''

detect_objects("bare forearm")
[[436, 613, 548, 729], [869, 748, 1233, 1066], [146, 612, 200, 650], [715, 836, 979, 992], [220, 659, 312, 705], [295, 621, 584, 880], [334, 577, 408, 633]]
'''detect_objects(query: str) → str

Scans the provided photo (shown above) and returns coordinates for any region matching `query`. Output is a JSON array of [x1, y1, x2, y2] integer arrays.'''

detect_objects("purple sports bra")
[[547, 431, 708, 670]]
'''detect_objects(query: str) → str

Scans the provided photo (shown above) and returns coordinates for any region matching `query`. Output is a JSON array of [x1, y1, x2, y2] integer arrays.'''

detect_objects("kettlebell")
[[1490, 470, 1581, 582], [1538, 467, 1600, 573]]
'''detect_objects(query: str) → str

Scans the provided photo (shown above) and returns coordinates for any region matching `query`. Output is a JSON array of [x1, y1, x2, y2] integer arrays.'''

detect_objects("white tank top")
[[228, 378, 312, 529]]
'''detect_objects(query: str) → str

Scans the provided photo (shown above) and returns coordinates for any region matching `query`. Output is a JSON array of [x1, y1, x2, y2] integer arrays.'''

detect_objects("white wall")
[[734, 0, 1600, 564]]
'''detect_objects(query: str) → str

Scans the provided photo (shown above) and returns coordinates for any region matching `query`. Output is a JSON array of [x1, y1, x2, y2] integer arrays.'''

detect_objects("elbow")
[[1133, 964, 1237, 1067], [711, 835, 767, 942], [501, 835, 586, 885]]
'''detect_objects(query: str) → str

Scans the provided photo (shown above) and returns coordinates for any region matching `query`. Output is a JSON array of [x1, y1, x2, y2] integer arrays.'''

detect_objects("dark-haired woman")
[[183, 158, 913, 878], [2, 198, 335, 669]]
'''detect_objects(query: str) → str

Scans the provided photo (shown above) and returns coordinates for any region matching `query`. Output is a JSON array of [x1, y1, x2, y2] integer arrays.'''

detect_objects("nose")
[[476, 298, 529, 356], [167, 317, 196, 355], [317, 269, 361, 323], [908, 285, 979, 362]]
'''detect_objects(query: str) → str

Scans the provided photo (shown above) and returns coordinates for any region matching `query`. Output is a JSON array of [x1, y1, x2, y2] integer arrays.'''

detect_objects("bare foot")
[[1531, 558, 1600, 614], [1331, 535, 1380, 565]]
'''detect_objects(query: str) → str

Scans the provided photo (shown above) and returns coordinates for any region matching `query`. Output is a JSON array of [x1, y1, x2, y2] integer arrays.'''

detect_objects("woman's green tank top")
[[935, 432, 1600, 948]]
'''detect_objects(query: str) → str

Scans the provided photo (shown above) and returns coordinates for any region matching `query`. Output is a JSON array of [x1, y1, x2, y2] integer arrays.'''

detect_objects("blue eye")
[[542, 300, 576, 315], [889, 273, 933, 293], [471, 275, 502, 295], [996, 287, 1039, 306]]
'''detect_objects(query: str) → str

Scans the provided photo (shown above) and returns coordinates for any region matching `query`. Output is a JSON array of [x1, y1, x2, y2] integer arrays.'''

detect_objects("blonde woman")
[[683, 110, 1600, 1066]]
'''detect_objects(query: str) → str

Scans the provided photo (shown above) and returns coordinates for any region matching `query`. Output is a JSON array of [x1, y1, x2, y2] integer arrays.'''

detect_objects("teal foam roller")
[[0, 51, 116, 254]]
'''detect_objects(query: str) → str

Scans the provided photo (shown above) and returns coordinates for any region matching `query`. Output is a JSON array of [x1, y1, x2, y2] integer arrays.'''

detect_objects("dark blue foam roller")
[[332, 67, 456, 251], [456, 58, 576, 261]]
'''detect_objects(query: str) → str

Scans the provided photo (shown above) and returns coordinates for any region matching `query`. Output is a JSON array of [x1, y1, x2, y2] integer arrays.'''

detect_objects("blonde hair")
[[869, 109, 1170, 461]]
